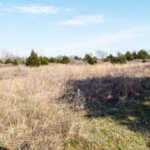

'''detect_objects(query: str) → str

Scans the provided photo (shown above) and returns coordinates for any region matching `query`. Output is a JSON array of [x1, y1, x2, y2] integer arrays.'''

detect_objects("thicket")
[[111, 55, 127, 64], [84, 54, 97, 65], [2, 58, 19, 66], [137, 50, 149, 59], [5, 59, 13, 64], [39, 56, 49, 65], [125, 51, 134, 61], [48, 57, 57, 63], [74, 56, 82, 60], [12, 59, 18, 66], [25, 50, 71, 66], [104, 49, 150, 64], [60, 56, 70, 64], [48, 56, 70, 64]]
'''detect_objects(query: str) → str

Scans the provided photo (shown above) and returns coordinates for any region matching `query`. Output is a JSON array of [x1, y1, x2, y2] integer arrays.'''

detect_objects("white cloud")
[[0, 3, 71, 14], [59, 15, 105, 26], [14, 5, 59, 14]]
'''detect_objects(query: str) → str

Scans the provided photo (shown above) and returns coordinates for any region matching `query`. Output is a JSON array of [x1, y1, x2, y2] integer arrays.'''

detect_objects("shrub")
[[132, 52, 137, 59], [5, 59, 12, 64], [118, 55, 127, 64], [55, 57, 62, 63], [0, 59, 3, 63], [108, 54, 113, 59], [12, 59, 18, 66], [137, 50, 149, 59], [39, 56, 49, 65], [26, 50, 41, 66], [104, 54, 113, 62], [111, 57, 118, 63], [49, 57, 57, 63], [84, 54, 97, 65], [111, 55, 127, 64], [74, 56, 82, 60], [93, 56, 98, 64], [103, 58, 110, 62], [21, 60, 25, 64], [125, 51, 134, 61], [60, 56, 70, 64]]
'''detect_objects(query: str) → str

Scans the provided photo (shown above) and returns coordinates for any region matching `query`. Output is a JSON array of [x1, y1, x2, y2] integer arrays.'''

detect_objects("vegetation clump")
[[3, 58, 19, 66], [125, 51, 134, 61], [137, 49, 149, 59], [103, 54, 113, 62], [104, 49, 150, 64], [107, 53, 127, 64], [74, 56, 82, 60], [60, 56, 70, 64], [132, 51, 138, 59], [5, 59, 12, 64], [26, 50, 41, 66], [12, 59, 18, 66], [39, 56, 49, 65], [1, 49, 150, 66], [0, 59, 3, 63], [48, 57, 57, 63], [84, 54, 97, 65], [21, 60, 25, 64]]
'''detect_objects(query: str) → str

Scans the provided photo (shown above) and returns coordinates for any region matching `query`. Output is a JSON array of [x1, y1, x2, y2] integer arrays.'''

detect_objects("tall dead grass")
[[0, 62, 150, 149]]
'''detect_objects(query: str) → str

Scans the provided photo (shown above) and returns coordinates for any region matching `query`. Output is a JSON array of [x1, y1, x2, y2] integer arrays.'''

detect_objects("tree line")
[[0, 49, 150, 66], [104, 50, 150, 64]]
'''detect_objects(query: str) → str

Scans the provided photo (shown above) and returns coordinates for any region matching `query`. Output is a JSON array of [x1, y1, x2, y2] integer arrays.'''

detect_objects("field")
[[0, 62, 150, 150]]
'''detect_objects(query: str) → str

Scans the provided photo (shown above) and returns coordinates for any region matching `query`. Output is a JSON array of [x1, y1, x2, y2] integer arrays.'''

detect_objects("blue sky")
[[0, 0, 150, 57]]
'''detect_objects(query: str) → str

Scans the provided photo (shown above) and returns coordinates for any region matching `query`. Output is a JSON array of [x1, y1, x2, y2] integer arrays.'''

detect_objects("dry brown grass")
[[0, 62, 150, 149]]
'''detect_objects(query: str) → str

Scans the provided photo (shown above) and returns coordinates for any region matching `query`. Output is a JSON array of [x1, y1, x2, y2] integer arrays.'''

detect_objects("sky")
[[0, 0, 150, 57]]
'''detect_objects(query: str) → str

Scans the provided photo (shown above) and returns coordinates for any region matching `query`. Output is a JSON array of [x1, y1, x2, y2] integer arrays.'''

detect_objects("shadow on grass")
[[61, 76, 150, 138], [0, 147, 9, 150]]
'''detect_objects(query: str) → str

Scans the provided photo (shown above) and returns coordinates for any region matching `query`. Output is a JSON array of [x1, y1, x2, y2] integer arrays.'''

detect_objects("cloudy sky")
[[0, 0, 150, 57]]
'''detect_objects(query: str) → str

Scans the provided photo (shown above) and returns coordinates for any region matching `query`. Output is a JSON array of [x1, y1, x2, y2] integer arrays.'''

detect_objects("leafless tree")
[[1, 49, 14, 59], [96, 49, 107, 59]]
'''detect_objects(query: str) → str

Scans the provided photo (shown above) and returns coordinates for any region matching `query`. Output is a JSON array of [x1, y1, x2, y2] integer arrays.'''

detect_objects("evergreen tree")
[[84, 54, 97, 65], [125, 51, 134, 61], [61, 56, 70, 64], [132, 52, 137, 59], [137, 50, 149, 59], [39, 56, 49, 65], [12, 59, 18, 66], [5, 59, 12, 64], [26, 50, 41, 66]]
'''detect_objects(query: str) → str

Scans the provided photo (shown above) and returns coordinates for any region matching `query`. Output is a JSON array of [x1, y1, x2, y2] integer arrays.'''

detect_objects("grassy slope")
[[0, 63, 149, 150]]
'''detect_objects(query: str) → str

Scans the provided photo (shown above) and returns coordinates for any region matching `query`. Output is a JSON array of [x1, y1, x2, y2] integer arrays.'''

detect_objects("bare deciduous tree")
[[1, 49, 14, 59], [96, 49, 107, 59]]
